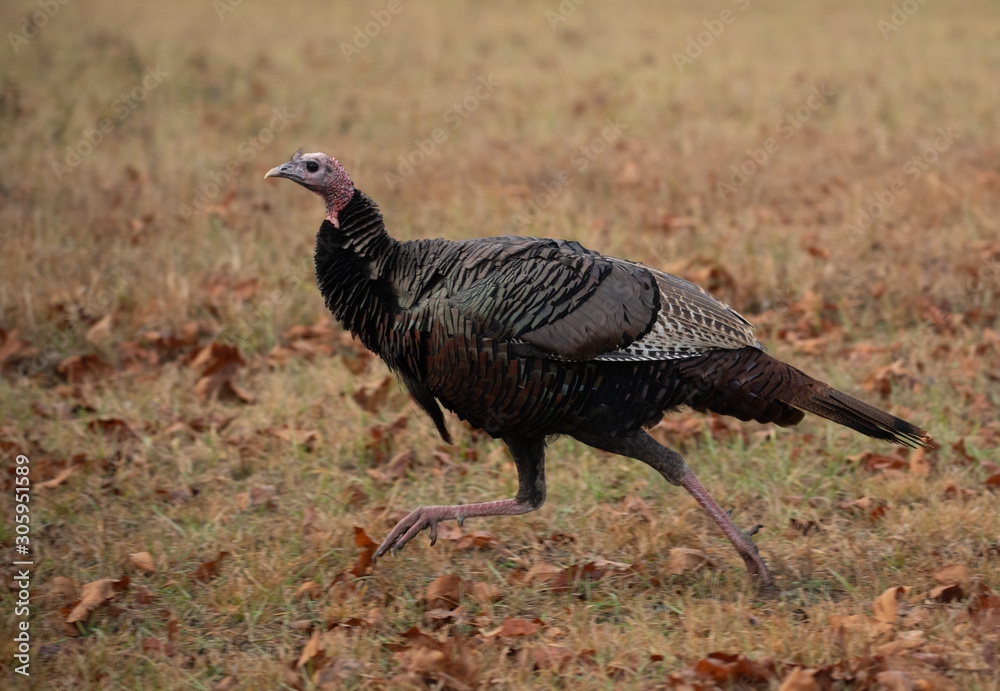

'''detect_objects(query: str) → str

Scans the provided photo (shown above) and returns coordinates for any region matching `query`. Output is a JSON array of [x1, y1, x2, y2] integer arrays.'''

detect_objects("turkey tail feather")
[[678, 348, 931, 449], [790, 385, 930, 448]]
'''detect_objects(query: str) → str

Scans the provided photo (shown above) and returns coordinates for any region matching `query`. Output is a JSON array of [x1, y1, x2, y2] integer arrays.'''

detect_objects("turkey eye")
[[305, 161, 320, 173]]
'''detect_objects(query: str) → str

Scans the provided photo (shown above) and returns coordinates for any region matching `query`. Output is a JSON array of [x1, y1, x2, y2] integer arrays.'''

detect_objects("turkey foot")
[[373, 497, 538, 561], [681, 470, 771, 585]]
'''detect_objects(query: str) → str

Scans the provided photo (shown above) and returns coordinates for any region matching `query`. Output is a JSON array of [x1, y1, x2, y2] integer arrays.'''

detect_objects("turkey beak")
[[264, 163, 297, 181]]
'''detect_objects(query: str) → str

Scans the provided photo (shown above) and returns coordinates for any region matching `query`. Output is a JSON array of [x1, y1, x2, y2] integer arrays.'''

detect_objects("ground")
[[0, 0, 998, 688]]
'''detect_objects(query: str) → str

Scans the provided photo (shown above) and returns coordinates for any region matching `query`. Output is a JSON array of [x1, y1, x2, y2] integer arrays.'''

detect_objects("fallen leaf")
[[214, 676, 239, 691], [129, 552, 156, 574], [778, 666, 819, 691], [141, 637, 174, 656], [932, 563, 974, 586], [389, 627, 479, 690], [66, 576, 130, 625], [828, 613, 893, 642], [691, 651, 775, 686], [523, 561, 564, 587], [352, 376, 393, 413], [294, 581, 322, 601], [191, 551, 229, 582], [668, 547, 715, 575], [454, 530, 499, 550], [350, 527, 376, 577], [471, 582, 502, 604], [483, 617, 542, 638], [190, 343, 253, 403], [873, 586, 911, 624], [424, 574, 466, 610], [85, 314, 113, 345], [40, 466, 75, 489]]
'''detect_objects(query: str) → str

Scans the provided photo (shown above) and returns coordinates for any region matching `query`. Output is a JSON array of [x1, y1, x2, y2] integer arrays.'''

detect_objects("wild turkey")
[[265, 150, 931, 585]]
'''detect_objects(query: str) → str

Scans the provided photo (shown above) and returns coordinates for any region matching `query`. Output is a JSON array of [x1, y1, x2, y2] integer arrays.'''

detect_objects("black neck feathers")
[[314, 189, 398, 354]]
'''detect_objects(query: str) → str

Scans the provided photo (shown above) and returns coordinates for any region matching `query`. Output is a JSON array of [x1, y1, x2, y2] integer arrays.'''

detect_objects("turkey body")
[[317, 190, 922, 448], [266, 150, 930, 586]]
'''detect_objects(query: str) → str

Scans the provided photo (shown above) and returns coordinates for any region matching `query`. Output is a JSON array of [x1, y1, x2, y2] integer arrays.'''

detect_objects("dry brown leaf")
[[190, 343, 253, 403], [828, 613, 893, 642], [668, 547, 715, 575], [0, 328, 37, 367], [135, 585, 155, 605], [424, 574, 466, 610], [297, 630, 322, 668], [85, 314, 113, 345], [778, 666, 820, 691], [873, 585, 911, 624], [483, 616, 542, 638], [294, 581, 322, 601], [471, 582, 502, 604], [523, 561, 564, 586], [365, 607, 386, 629], [874, 629, 924, 656], [214, 676, 239, 691], [129, 552, 156, 574], [191, 551, 229, 582], [454, 530, 499, 551], [141, 637, 174, 657], [691, 651, 774, 686], [352, 375, 393, 413], [66, 576, 130, 625], [389, 627, 479, 690], [350, 527, 377, 578], [40, 466, 74, 489], [932, 563, 974, 586]]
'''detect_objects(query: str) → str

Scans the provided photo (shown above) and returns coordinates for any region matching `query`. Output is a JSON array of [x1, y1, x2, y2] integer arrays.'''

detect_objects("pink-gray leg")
[[574, 430, 771, 586], [373, 435, 546, 561]]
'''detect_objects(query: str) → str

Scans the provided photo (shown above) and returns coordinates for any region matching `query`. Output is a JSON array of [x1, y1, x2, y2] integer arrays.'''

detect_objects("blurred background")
[[1, 0, 998, 687]]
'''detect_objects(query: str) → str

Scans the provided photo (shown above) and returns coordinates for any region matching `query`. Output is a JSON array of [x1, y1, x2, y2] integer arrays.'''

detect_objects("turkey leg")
[[373, 435, 546, 561], [573, 430, 771, 585]]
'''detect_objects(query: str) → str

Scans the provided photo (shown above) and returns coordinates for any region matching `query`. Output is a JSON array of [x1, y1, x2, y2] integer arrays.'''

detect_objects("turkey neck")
[[314, 189, 399, 356]]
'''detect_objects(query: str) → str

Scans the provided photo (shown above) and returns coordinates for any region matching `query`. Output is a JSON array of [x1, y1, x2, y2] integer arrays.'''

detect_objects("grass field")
[[1, 0, 999, 688]]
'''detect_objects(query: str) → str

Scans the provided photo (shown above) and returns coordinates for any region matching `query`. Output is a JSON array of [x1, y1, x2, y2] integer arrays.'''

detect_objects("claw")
[[725, 508, 734, 517], [429, 521, 438, 546], [456, 515, 465, 528], [745, 523, 764, 538]]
